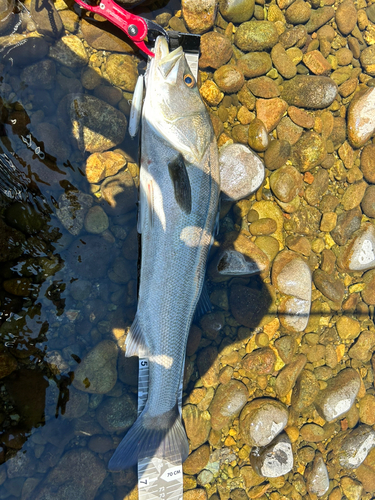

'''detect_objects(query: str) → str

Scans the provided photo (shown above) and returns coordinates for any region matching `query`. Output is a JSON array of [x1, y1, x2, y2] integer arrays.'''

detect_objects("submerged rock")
[[73, 340, 118, 394], [240, 399, 288, 447], [66, 94, 127, 153], [337, 223, 375, 271], [219, 143, 264, 201], [315, 368, 361, 422], [305, 454, 329, 497], [347, 87, 375, 148], [250, 432, 293, 477], [281, 75, 338, 109], [209, 380, 248, 430]]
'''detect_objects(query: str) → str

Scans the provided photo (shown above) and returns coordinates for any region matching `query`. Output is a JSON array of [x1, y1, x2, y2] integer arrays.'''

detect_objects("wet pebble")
[[361, 144, 375, 183], [96, 393, 137, 432], [240, 398, 288, 447], [347, 87, 375, 148], [1, 36, 49, 66], [30, 0, 64, 38], [73, 340, 118, 394], [84, 205, 109, 234], [20, 59, 56, 90], [335, 425, 375, 469], [234, 21, 279, 52], [199, 32, 232, 69], [34, 121, 71, 161], [337, 223, 375, 271], [184, 444, 210, 475], [100, 171, 137, 216], [250, 432, 293, 477], [271, 43, 297, 79], [81, 18, 134, 53], [182, 404, 211, 450], [291, 370, 320, 413], [292, 131, 326, 172], [242, 347, 276, 374], [104, 54, 137, 91], [33, 449, 106, 500], [275, 354, 307, 398], [281, 75, 338, 109], [270, 165, 302, 203], [49, 35, 88, 67], [336, 0, 357, 35], [313, 269, 345, 305], [256, 97, 288, 133], [85, 151, 126, 184], [219, 0, 255, 23], [349, 330, 375, 362], [247, 118, 269, 152], [209, 380, 248, 430], [56, 191, 93, 236], [181, 0, 217, 34], [214, 65, 245, 93], [68, 94, 127, 153], [305, 454, 329, 497], [230, 282, 276, 328], [315, 368, 360, 422], [264, 139, 291, 171], [340, 477, 363, 500], [62, 386, 89, 419], [237, 52, 272, 78], [219, 143, 264, 201]]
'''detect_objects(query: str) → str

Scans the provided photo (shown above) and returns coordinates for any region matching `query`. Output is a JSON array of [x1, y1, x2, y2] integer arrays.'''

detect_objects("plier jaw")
[[74, 0, 168, 58]]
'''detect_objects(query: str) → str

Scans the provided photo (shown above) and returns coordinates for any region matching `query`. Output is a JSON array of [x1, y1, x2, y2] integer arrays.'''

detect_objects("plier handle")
[[74, 0, 168, 58]]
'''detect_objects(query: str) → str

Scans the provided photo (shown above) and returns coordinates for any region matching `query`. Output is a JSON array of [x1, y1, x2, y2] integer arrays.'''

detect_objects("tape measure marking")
[[137, 357, 184, 500]]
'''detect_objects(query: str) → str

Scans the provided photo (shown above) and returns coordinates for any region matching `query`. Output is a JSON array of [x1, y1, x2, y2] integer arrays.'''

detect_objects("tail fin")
[[108, 403, 189, 470]]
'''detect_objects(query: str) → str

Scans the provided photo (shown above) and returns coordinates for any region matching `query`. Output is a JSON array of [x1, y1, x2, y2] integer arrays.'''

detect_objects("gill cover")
[[144, 37, 212, 165]]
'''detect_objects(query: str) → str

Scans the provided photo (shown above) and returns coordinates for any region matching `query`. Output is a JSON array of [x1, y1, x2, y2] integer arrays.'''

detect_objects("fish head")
[[144, 36, 213, 164]]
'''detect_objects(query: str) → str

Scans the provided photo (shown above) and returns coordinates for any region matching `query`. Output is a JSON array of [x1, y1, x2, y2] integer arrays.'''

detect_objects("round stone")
[[73, 340, 118, 394], [213, 65, 245, 93], [281, 75, 338, 109], [315, 368, 361, 422], [250, 433, 293, 477], [219, 0, 255, 23], [240, 399, 288, 447], [218, 143, 265, 201], [209, 380, 248, 431], [84, 205, 109, 234], [234, 21, 279, 52]]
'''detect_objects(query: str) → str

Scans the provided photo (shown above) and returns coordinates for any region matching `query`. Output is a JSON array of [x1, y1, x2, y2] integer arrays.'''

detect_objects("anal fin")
[[125, 315, 148, 357]]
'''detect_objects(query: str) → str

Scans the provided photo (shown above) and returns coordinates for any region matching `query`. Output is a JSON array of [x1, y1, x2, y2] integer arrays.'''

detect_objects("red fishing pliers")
[[73, 0, 169, 58]]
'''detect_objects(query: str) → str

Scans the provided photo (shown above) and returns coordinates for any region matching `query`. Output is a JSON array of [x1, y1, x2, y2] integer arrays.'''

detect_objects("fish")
[[108, 36, 220, 470]]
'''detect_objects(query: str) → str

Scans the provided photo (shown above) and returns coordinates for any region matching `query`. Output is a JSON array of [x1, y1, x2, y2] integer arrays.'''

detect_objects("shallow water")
[[1, 0, 375, 499]]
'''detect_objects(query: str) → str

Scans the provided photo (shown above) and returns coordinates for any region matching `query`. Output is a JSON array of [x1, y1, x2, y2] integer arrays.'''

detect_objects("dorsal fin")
[[168, 154, 191, 215]]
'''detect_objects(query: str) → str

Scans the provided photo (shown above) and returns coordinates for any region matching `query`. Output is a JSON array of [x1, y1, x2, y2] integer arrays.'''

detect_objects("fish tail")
[[108, 403, 189, 470]]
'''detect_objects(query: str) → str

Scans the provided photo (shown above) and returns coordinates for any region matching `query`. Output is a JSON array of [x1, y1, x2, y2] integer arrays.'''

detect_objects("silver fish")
[[109, 36, 220, 469]]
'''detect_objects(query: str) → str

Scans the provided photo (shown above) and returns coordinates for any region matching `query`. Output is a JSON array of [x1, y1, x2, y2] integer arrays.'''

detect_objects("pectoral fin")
[[168, 154, 192, 215]]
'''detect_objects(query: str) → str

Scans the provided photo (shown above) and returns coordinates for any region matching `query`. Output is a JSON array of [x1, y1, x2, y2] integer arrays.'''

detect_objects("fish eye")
[[184, 74, 194, 88]]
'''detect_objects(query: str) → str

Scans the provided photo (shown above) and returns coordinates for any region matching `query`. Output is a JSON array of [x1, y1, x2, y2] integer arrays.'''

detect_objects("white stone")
[[280, 297, 311, 332], [306, 456, 329, 497], [275, 258, 312, 301], [348, 87, 375, 148], [219, 143, 265, 201], [348, 224, 375, 271], [249, 403, 288, 447]]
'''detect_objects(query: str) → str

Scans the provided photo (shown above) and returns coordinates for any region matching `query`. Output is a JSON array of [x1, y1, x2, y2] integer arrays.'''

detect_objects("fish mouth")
[[154, 36, 184, 84]]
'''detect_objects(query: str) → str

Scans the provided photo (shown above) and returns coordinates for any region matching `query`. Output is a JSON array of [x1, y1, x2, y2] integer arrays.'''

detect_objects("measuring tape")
[[137, 357, 184, 500]]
